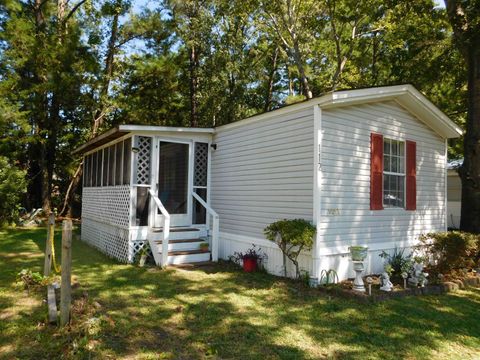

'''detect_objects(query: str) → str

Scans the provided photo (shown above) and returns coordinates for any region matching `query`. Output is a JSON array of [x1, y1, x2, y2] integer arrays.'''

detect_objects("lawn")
[[1, 227, 480, 359]]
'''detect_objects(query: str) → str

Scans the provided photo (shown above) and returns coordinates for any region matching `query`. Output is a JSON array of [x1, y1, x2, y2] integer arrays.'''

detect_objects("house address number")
[[327, 208, 340, 216]]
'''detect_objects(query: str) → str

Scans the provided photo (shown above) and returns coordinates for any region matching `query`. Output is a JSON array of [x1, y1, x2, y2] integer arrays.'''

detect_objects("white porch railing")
[[192, 192, 219, 262], [148, 188, 170, 266]]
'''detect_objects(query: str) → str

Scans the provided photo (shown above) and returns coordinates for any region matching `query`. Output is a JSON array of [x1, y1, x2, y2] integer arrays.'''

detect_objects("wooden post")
[[60, 219, 72, 326], [43, 213, 55, 276]]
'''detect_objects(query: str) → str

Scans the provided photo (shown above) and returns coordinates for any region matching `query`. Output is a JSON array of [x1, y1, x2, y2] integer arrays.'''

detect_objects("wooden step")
[[154, 238, 205, 244], [168, 249, 209, 256], [152, 227, 200, 233]]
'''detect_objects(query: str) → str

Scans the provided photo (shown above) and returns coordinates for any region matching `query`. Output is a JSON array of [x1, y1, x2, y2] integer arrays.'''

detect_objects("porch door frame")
[[151, 137, 194, 228]]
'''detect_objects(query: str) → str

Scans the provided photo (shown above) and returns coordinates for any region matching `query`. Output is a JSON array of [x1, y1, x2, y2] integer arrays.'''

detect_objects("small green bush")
[[264, 219, 315, 278], [419, 231, 480, 275]]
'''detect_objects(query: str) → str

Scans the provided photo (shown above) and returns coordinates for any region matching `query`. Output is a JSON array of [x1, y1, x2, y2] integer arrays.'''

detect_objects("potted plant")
[[199, 242, 209, 252], [232, 245, 267, 272], [349, 246, 368, 261]]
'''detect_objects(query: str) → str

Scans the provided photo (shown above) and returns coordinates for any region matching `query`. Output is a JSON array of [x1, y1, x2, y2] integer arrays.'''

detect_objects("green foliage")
[[0, 157, 27, 226], [16, 269, 49, 289], [264, 219, 315, 278], [379, 247, 412, 279], [231, 244, 267, 265], [2, 227, 480, 359], [419, 231, 480, 275]]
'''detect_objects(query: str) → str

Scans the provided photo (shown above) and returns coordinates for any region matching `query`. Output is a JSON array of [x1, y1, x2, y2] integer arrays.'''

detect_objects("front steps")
[[148, 227, 211, 266]]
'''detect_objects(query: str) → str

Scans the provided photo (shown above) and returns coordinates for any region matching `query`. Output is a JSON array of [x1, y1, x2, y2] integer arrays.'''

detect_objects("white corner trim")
[[313, 105, 322, 258], [444, 138, 448, 231]]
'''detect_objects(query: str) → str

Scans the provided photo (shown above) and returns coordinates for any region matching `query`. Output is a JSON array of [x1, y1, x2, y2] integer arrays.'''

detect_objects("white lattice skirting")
[[81, 186, 132, 262], [81, 218, 130, 262]]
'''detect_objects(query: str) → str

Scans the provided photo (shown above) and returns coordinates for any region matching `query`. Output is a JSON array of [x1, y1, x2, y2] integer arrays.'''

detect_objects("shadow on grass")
[[1, 227, 480, 359]]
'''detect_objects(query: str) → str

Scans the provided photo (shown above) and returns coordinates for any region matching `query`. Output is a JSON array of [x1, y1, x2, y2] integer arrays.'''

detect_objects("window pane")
[[392, 141, 398, 156], [384, 154, 390, 172], [384, 138, 390, 155], [115, 142, 123, 185], [392, 156, 399, 173], [103, 148, 109, 186], [123, 138, 131, 185], [399, 155, 405, 173], [108, 145, 115, 186]]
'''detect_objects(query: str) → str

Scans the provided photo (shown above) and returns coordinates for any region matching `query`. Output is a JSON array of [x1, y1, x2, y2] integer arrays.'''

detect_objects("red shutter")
[[405, 140, 417, 210], [370, 133, 384, 210]]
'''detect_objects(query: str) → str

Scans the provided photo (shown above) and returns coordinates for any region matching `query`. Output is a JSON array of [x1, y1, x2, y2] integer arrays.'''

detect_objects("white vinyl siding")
[[319, 101, 446, 250], [211, 108, 315, 239]]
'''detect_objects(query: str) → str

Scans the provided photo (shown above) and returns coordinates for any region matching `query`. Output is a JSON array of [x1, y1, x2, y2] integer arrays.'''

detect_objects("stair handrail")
[[192, 192, 219, 262], [148, 188, 170, 266]]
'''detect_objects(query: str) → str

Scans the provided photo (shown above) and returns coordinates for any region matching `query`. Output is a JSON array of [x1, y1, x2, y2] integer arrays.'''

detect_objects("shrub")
[[0, 156, 27, 226], [419, 231, 480, 275], [379, 247, 412, 281], [264, 219, 315, 278]]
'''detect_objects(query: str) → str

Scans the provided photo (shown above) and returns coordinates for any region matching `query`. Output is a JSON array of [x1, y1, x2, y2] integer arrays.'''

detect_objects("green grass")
[[1, 227, 480, 359]]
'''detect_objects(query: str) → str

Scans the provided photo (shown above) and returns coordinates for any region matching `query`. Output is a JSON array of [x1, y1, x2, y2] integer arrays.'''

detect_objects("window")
[[383, 138, 405, 208]]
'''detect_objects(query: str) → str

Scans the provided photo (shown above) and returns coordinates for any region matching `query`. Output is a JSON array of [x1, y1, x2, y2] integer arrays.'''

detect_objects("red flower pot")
[[243, 257, 258, 272]]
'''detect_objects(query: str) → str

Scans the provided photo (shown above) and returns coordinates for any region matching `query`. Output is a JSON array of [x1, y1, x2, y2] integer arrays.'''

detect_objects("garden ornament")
[[401, 272, 408, 289], [408, 261, 425, 287], [366, 276, 373, 296], [352, 261, 366, 292], [380, 272, 393, 292]]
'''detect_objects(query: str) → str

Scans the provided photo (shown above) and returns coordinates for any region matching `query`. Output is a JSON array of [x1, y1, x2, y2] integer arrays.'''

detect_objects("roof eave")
[[318, 85, 462, 139]]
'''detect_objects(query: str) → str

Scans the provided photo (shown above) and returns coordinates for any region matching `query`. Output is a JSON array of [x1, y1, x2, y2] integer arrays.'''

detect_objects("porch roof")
[[73, 125, 214, 155]]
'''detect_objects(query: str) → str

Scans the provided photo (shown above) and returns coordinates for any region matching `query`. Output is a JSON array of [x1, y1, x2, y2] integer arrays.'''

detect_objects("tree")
[[264, 219, 315, 278], [445, 0, 480, 233]]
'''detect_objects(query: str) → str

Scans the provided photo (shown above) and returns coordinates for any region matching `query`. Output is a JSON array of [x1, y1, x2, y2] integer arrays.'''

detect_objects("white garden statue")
[[380, 272, 393, 292], [408, 261, 426, 287]]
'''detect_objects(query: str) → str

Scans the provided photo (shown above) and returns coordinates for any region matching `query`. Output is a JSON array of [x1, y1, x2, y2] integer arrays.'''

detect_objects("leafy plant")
[[16, 269, 49, 289], [264, 219, 315, 278], [379, 247, 412, 281], [419, 231, 480, 275], [231, 244, 267, 265]]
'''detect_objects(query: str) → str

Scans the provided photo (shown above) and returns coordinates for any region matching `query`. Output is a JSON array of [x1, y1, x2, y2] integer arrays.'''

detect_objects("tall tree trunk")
[[445, 0, 480, 233], [264, 46, 279, 112], [460, 49, 480, 232], [60, 10, 120, 216], [32, 0, 51, 213], [189, 44, 199, 127]]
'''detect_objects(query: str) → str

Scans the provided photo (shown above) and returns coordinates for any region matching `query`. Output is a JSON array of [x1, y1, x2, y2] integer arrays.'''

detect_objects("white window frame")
[[383, 137, 406, 208]]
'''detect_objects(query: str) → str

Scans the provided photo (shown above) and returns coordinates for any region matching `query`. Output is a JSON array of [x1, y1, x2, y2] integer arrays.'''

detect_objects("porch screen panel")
[[115, 141, 123, 185], [83, 155, 90, 187], [123, 138, 131, 185], [96, 150, 103, 186], [92, 151, 98, 187], [103, 148, 109, 186], [108, 145, 115, 186], [193, 142, 208, 224]]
